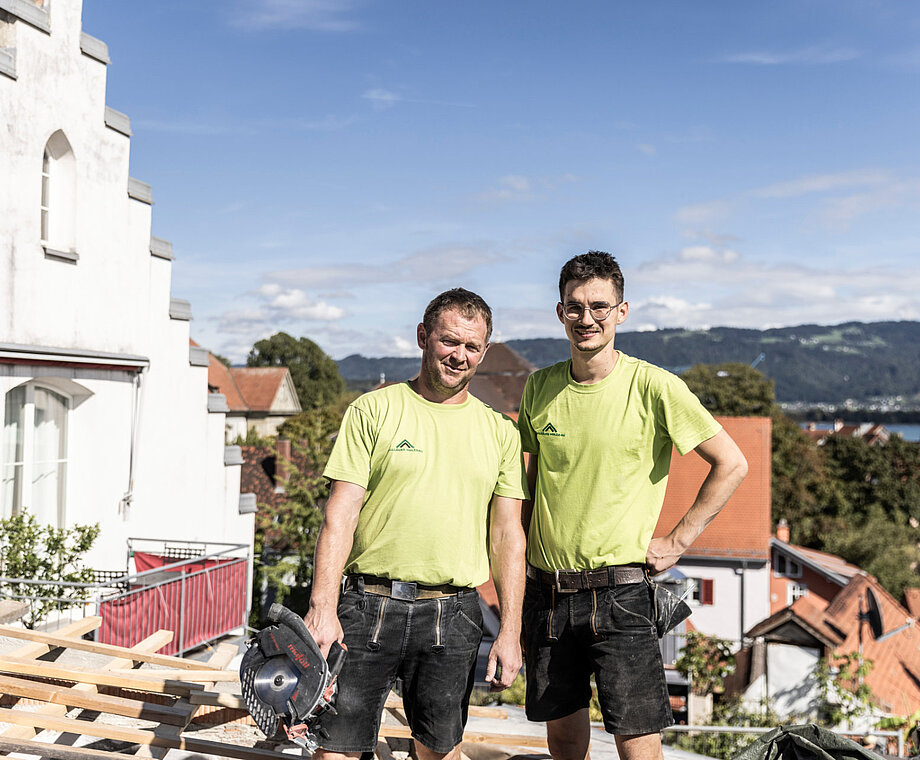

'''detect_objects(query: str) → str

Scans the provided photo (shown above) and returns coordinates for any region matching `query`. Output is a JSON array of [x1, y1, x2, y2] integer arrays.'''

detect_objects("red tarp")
[[97, 552, 247, 655]]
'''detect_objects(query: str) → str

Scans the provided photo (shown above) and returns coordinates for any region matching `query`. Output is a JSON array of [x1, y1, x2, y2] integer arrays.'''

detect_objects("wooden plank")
[[135, 642, 238, 760], [0, 601, 28, 624], [0, 707, 293, 760], [0, 618, 105, 742], [0, 625, 219, 671], [0, 735, 145, 760], [4, 618, 102, 662], [382, 693, 507, 720], [378, 725, 548, 749], [188, 691, 246, 709], [0, 657, 205, 696], [103, 630, 174, 670], [0, 673, 189, 726]]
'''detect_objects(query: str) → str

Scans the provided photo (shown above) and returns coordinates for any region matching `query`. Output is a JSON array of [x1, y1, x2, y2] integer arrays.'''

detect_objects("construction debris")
[[0, 618, 548, 759]]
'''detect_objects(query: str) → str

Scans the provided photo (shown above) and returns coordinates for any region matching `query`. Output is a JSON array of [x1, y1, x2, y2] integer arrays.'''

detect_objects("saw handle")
[[267, 603, 320, 652], [326, 641, 346, 677]]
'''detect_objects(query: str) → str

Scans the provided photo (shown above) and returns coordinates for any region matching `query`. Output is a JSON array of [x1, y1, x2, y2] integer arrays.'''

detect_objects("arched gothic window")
[[40, 130, 77, 257]]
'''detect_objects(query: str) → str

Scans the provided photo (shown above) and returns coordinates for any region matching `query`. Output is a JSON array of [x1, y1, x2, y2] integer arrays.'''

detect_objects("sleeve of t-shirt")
[[518, 374, 540, 455], [493, 416, 530, 500], [322, 404, 377, 488], [656, 372, 723, 456]]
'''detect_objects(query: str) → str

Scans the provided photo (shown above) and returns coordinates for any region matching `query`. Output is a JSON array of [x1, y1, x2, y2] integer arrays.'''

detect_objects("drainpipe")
[[119, 366, 147, 518]]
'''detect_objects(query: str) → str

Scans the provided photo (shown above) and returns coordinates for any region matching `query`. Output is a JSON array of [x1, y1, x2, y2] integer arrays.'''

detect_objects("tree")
[[0, 511, 100, 628], [674, 631, 736, 696], [247, 332, 345, 410], [681, 362, 776, 417], [251, 400, 350, 622]]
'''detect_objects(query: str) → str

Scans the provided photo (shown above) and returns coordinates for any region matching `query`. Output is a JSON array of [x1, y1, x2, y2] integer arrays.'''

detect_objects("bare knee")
[[614, 732, 663, 760], [546, 709, 591, 760], [413, 739, 461, 760], [313, 751, 362, 760]]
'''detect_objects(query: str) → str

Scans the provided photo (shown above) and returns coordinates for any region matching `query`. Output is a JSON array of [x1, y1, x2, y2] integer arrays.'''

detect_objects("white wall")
[[676, 560, 771, 646], [0, 2, 252, 573]]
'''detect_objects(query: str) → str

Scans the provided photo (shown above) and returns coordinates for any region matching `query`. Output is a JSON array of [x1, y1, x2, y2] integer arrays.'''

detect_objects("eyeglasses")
[[560, 301, 623, 322]]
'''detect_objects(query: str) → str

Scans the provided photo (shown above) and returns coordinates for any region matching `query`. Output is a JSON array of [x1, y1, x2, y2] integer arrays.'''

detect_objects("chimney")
[[776, 518, 790, 543], [275, 438, 292, 488]]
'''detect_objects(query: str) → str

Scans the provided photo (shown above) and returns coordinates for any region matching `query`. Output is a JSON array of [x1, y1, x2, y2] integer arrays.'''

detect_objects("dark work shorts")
[[522, 576, 673, 735], [319, 584, 483, 754]]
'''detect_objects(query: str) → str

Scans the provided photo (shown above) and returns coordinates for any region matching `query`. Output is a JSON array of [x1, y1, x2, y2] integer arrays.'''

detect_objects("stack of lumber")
[[0, 618, 547, 759]]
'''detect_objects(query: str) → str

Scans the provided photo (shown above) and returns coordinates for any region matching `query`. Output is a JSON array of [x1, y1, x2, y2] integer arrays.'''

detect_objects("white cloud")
[[678, 246, 739, 264], [229, 0, 361, 31], [637, 144, 657, 156], [255, 284, 346, 321], [751, 171, 891, 199], [269, 244, 507, 288], [362, 89, 401, 110], [477, 174, 577, 203], [718, 46, 861, 66]]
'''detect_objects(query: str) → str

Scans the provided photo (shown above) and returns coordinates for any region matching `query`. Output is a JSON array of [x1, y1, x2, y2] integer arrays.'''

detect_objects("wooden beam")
[[378, 725, 548, 749], [0, 708, 292, 760], [4, 618, 102, 662], [383, 693, 507, 720], [0, 657, 205, 696], [0, 601, 28, 625], [0, 673, 189, 726], [0, 625, 219, 670], [0, 736, 144, 760], [188, 691, 246, 709]]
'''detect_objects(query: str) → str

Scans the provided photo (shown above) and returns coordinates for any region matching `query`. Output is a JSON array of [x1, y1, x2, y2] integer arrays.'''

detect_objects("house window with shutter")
[[689, 578, 714, 606]]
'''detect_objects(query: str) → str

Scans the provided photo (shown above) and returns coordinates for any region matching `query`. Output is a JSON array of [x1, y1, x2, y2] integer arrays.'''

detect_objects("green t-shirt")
[[323, 382, 528, 587], [519, 352, 721, 571]]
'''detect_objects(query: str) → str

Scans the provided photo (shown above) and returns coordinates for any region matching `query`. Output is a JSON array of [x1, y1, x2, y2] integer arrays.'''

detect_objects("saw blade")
[[252, 655, 302, 714]]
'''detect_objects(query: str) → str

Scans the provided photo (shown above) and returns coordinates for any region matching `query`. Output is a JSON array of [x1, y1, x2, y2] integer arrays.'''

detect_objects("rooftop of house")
[[654, 416, 773, 561], [904, 588, 920, 618], [749, 573, 920, 714], [771, 537, 865, 586], [206, 354, 301, 415], [802, 420, 891, 446]]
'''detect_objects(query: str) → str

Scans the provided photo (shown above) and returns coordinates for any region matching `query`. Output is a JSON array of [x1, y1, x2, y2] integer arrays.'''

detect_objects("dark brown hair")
[[558, 251, 624, 303], [423, 288, 493, 342]]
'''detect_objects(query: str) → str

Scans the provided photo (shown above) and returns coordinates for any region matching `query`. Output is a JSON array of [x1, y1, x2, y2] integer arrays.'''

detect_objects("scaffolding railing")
[[0, 538, 250, 656]]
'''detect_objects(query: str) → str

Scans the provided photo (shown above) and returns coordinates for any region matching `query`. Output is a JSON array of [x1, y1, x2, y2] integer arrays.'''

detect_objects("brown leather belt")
[[344, 575, 470, 601], [526, 564, 645, 593]]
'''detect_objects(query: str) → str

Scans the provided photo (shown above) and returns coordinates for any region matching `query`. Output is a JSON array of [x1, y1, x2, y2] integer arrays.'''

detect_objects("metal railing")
[[0, 538, 250, 656]]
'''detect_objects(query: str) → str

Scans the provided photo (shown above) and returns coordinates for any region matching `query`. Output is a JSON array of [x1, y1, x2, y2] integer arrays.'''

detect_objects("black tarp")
[[733, 724, 886, 760]]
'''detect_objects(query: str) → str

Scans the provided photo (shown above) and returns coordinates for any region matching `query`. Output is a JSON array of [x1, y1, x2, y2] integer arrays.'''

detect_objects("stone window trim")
[[0, 0, 50, 35]]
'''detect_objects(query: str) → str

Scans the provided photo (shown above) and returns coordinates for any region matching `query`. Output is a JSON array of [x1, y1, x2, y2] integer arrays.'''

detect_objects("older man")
[[306, 288, 528, 760]]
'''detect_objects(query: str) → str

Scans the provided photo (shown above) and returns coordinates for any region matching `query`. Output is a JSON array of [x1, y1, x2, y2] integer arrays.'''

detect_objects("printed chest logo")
[[390, 439, 423, 453], [537, 422, 565, 438]]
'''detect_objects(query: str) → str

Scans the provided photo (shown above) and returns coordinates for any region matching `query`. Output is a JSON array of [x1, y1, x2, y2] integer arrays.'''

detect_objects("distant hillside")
[[337, 321, 920, 406]]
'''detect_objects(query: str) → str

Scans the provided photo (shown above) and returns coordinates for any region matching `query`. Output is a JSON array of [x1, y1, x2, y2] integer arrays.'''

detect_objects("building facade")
[[0, 0, 254, 572]]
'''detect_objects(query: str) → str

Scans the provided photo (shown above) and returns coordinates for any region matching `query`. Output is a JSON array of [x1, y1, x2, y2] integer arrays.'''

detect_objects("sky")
[[80, 0, 920, 363]]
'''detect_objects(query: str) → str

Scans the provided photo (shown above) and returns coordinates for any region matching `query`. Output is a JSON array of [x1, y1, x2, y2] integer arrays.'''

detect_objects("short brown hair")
[[423, 288, 493, 342], [558, 251, 624, 303]]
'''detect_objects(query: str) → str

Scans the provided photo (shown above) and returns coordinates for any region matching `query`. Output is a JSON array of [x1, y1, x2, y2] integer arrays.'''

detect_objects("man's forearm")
[[490, 502, 527, 636], [310, 518, 356, 610], [668, 457, 747, 551]]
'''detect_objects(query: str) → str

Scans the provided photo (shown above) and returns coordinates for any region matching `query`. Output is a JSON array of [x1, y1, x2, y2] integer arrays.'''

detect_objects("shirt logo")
[[390, 439, 423, 452], [537, 422, 565, 438]]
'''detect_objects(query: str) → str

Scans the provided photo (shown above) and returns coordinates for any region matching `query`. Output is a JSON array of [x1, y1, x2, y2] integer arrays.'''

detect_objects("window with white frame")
[[787, 582, 809, 606], [688, 577, 714, 606], [1, 385, 69, 527], [773, 552, 803, 578], [39, 130, 76, 256]]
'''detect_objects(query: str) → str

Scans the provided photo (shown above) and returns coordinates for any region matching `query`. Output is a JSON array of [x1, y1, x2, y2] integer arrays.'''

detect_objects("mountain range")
[[336, 321, 920, 408]]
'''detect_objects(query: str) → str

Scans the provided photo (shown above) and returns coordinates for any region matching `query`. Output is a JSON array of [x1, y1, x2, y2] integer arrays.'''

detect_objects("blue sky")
[[81, 1, 920, 362]]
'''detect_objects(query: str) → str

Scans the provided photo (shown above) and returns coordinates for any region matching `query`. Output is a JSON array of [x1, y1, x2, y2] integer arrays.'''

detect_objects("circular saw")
[[240, 603, 346, 752]]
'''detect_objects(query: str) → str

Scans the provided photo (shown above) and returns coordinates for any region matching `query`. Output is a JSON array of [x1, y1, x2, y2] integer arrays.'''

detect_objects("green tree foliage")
[[672, 698, 781, 760], [0, 511, 100, 628], [682, 362, 776, 417], [681, 362, 920, 598], [814, 652, 875, 726], [674, 631, 736, 696], [247, 332, 345, 410], [252, 401, 350, 622]]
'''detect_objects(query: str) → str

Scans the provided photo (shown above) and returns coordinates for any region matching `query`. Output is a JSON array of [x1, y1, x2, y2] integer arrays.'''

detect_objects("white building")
[[0, 0, 254, 573]]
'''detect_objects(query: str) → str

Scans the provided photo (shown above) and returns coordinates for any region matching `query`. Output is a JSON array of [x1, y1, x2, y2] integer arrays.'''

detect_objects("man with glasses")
[[306, 288, 528, 760], [519, 251, 748, 760]]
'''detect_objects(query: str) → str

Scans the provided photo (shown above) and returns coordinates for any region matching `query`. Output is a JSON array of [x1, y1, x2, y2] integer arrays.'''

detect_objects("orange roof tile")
[[774, 541, 864, 584], [207, 355, 249, 411], [904, 589, 920, 619], [654, 417, 772, 560], [477, 343, 536, 375], [230, 367, 289, 412]]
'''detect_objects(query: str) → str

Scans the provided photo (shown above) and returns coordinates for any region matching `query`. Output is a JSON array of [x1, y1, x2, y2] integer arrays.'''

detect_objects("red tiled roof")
[[904, 589, 920, 618], [207, 354, 249, 411], [654, 417, 772, 560], [823, 575, 920, 714], [469, 374, 528, 413], [776, 541, 864, 584], [477, 343, 536, 375], [230, 367, 290, 412]]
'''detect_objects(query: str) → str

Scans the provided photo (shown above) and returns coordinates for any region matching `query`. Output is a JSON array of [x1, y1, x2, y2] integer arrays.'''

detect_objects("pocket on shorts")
[[453, 594, 484, 636], [599, 583, 654, 635]]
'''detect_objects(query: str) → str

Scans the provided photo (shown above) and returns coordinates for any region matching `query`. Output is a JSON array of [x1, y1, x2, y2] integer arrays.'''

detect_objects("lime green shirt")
[[519, 353, 721, 571], [323, 382, 528, 587]]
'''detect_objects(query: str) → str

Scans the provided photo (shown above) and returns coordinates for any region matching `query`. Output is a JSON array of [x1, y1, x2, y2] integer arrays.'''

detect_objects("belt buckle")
[[390, 581, 417, 602], [554, 569, 579, 593]]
